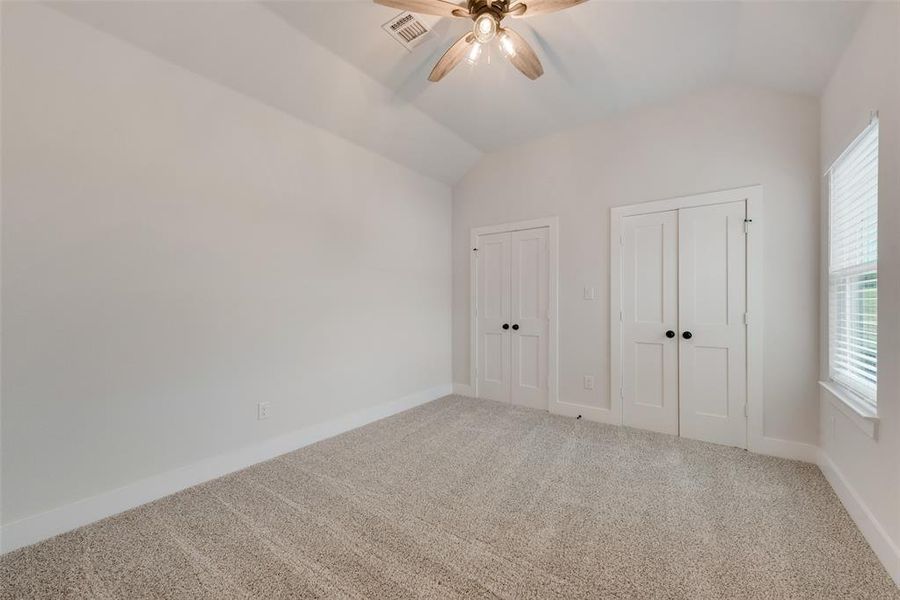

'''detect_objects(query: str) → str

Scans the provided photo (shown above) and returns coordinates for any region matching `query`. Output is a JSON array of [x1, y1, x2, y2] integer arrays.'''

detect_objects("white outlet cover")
[[584, 375, 595, 390], [257, 401, 271, 420]]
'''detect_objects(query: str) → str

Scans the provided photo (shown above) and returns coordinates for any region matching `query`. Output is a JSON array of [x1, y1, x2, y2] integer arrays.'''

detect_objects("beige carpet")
[[2, 395, 897, 599]]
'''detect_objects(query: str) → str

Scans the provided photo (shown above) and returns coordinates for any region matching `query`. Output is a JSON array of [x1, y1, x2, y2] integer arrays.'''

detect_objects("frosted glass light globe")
[[499, 32, 516, 57], [473, 14, 498, 43]]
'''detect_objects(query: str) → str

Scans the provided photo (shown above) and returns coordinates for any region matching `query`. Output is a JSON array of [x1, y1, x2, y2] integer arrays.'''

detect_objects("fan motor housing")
[[468, 0, 509, 20]]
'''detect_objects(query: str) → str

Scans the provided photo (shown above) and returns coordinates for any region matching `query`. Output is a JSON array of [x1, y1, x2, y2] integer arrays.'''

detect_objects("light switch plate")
[[584, 375, 595, 390]]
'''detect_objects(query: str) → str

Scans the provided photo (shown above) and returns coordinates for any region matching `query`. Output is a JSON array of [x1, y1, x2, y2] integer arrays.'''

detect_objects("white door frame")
[[610, 185, 765, 452], [471, 217, 559, 408]]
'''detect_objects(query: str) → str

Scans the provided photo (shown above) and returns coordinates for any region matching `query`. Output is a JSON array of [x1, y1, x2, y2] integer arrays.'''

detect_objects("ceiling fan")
[[375, 0, 585, 81]]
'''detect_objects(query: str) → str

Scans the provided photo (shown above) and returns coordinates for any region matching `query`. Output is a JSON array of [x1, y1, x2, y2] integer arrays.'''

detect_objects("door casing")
[[470, 218, 559, 409], [610, 186, 765, 452]]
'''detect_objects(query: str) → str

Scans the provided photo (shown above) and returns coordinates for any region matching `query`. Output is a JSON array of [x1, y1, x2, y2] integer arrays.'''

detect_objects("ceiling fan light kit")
[[473, 12, 498, 43], [499, 32, 517, 57], [466, 42, 483, 64], [374, 0, 585, 81]]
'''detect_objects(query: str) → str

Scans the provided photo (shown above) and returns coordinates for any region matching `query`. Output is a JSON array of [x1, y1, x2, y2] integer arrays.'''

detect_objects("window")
[[828, 118, 878, 409]]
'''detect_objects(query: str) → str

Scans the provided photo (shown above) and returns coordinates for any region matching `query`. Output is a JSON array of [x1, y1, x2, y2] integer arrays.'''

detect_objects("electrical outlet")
[[583, 286, 595, 300], [257, 401, 271, 420], [583, 375, 595, 390]]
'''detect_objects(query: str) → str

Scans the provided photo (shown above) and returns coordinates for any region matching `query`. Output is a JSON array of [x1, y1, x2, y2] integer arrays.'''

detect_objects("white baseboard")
[[452, 382, 474, 397], [751, 436, 819, 463], [0, 384, 451, 555], [818, 451, 900, 587]]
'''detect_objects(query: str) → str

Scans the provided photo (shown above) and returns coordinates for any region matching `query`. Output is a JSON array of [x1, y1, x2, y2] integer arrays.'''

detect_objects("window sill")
[[819, 380, 878, 439]]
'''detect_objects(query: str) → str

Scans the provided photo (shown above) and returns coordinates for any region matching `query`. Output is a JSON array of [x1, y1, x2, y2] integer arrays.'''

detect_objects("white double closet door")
[[476, 227, 549, 410], [621, 200, 747, 448]]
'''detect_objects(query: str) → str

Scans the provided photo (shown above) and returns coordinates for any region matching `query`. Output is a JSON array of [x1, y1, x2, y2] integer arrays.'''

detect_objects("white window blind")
[[829, 118, 878, 407]]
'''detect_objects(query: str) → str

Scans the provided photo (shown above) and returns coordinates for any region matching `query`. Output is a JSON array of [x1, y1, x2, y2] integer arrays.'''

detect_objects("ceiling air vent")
[[382, 12, 432, 51]]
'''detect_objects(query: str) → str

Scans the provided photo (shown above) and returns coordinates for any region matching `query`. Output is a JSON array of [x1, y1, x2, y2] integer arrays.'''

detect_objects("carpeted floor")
[[2, 395, 898, 599]]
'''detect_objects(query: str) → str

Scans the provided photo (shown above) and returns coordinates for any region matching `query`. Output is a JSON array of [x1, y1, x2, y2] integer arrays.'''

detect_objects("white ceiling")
[[49, 0, 867, 182]]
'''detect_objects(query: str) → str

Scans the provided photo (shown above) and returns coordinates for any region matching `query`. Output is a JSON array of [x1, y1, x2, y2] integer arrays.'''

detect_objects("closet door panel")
[[477, 232, 511, 403], [621, 211, 679, 434], [678, 201, 747, 448], [510, 228, 549, 409]]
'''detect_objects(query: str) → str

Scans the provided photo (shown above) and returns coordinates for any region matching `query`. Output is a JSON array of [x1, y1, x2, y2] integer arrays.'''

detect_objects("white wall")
[[1, 3, 451, 531], [818, 1, 900, 584], [452, 85, 821, 452]]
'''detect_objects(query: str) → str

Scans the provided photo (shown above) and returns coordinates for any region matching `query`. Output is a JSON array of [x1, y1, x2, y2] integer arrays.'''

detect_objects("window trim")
[[819, 380, 878, 439], [826, 116, 879, 415]]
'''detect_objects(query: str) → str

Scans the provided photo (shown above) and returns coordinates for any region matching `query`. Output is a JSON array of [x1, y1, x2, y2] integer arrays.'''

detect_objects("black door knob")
[[682, 331, 693, 339], [512, 324, 519, 330], [666, 330, 675, 338], [502, 323, 509, 330]]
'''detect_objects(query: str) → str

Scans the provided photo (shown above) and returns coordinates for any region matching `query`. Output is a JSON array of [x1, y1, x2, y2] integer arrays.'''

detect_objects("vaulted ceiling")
[[275, 0, 866, 150], [49, 1, 867, 183]]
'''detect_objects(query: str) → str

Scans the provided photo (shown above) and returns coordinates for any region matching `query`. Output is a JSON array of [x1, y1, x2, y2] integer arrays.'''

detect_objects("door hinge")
[[619, 310, 623, 322], [619, 387, 624, 400], [744, 403, 749, 418], [744, 218, 752, 234], [744, 312, 750, 325], [619, 233, 624, 246]]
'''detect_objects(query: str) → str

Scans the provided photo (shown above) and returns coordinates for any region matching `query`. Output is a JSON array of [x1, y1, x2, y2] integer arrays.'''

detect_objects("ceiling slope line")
[[46, 0, 483, 184]]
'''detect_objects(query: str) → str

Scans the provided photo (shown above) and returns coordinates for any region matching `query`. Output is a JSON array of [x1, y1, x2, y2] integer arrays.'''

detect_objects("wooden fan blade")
[[504, 3, 527, 17], [508, 0, 586, 17], [429, 33, 476, 82], [499, 28, 544, 80], [374, 0, 469, 18]]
